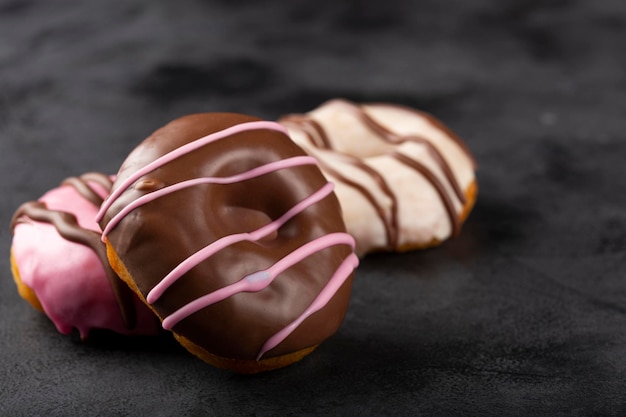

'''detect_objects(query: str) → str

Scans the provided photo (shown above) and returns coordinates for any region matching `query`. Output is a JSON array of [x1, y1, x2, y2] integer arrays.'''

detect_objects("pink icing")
[[11, 180, 160, 338], [101, 121, 358, 360], [96, 120, 289, 224], [160, 231, 354, 329], [257, 251, 359, 360], [147, 182, 335, 304], [101, 155, 318, 239]]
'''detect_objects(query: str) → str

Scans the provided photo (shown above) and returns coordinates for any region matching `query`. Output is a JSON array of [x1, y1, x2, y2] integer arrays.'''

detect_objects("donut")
[[97, 113, 359, 373], [10, 173, 160, 339], [279, 99, 478, 255]]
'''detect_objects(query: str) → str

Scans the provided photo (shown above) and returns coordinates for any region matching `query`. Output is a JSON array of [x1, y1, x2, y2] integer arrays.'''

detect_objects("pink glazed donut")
[[10, 173, 160, 338]]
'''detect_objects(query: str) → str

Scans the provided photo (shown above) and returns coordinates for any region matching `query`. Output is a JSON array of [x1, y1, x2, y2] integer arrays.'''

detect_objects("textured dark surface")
[[1, 0, 625, 416]]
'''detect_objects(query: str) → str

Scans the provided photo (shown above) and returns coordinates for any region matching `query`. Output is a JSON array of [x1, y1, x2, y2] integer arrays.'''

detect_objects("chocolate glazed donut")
[[97, 113, 358, 373]]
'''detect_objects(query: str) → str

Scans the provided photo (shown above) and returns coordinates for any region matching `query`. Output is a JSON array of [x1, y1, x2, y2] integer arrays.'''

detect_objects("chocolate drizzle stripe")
[[391, 152, 461, 236], [336, 99, 467, 206], [12, 201, 98, 243], [282, 120, 400, 250], [368, 102, 478, 169], [11, 201, 138, 329], [318, 159, 396, 249], [280, 120, 319, 147], [61, 173, 111, 207], [80, 172, 114, 189], [281, 99, 476, 248], [281, 117, 331, 149]]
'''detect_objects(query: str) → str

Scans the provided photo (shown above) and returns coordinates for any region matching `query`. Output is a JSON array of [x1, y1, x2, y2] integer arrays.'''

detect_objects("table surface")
[[1, 1, 625, 416]]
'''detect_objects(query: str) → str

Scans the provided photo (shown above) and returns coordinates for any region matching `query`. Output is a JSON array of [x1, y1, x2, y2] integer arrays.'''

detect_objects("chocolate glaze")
[[280, 99, 475, 250], [11, 174, 138, 329], [99, 113, 356, 360]]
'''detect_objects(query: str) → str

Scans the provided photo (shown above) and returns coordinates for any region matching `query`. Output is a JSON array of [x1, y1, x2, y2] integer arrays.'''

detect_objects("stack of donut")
[[9, 100, 477, 373]]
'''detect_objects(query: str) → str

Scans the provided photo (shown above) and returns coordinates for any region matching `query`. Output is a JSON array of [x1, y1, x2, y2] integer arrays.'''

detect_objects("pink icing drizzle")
[[101, 155, 318, 239], [96, 121, 289, 224], [99, 120, 358, 360], [257, 251, 359, 360], [147, 182, 335, 304], [161, 232, 356, 330]]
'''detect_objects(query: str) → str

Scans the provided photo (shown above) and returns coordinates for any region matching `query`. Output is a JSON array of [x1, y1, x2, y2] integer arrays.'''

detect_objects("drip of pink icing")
[[147, 182, 335, 304], [100, 121, 358, 361], [96, 121, 289, 223], [101, 155, 318, 239]]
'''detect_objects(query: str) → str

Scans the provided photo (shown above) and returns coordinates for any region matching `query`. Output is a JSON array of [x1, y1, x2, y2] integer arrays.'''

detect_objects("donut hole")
[[222, 205, 278, 242], [215, 168, 305, 245]]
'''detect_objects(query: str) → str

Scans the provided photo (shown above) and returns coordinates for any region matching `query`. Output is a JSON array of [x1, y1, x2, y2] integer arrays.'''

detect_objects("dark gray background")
[[1, 0, 625, 415]]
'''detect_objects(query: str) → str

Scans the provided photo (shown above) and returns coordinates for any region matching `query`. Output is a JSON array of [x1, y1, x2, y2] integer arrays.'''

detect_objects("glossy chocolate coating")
[[99, 113, 355, 360]]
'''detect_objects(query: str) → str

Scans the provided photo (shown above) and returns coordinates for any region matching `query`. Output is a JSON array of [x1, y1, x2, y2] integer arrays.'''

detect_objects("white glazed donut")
[[279, 99, 478, 256]]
